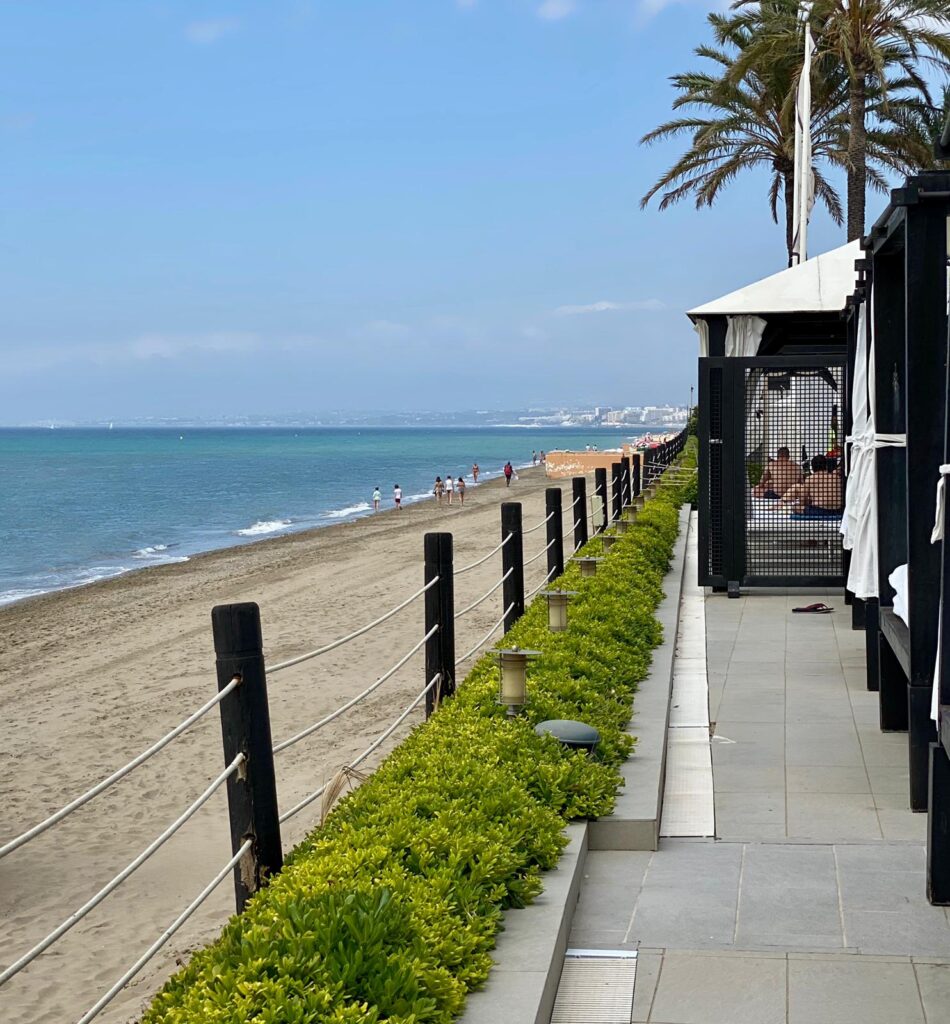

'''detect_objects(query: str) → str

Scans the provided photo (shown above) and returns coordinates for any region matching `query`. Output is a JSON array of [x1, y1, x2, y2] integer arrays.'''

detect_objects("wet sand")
[[0, 465, 597, 1024]]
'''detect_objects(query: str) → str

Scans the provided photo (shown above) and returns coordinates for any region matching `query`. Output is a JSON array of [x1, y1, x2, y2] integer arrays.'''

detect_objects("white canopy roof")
[[688, 239, 861, 319]]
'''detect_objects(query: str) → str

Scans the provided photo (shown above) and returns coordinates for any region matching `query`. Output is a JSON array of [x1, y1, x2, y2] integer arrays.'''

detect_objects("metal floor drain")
[[550, 949, 638, 1024]]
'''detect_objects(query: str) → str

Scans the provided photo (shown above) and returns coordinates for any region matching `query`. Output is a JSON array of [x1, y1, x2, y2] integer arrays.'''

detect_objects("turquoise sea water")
[[0, 426, 649, 606]]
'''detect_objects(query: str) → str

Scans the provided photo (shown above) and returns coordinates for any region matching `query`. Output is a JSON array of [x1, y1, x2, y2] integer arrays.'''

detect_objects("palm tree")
[[735, 0, 950, 241], [640, 5, 846, 262]]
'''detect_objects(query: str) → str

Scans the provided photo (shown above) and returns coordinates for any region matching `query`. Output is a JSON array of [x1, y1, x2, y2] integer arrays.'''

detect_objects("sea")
[[0, 426, 654, 607]]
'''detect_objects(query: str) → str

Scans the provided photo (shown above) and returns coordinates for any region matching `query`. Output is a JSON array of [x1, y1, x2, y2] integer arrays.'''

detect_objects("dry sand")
[[0, 465, 599, 1024]]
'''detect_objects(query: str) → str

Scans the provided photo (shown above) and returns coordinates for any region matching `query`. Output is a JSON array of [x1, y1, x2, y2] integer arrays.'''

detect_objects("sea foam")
[[321, 502, 371, 520], [235, 519, 293, 537]]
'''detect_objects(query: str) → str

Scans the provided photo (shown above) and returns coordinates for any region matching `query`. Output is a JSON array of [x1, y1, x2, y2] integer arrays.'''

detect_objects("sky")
[[1, 0, 864, 422]]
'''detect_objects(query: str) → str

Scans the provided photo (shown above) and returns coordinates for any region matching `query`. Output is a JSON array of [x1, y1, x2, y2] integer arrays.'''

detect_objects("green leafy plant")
[[143, 440, 697, 1024]]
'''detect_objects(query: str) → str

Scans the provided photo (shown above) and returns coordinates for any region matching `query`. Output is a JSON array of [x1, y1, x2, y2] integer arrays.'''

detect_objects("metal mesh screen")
[[708, 367, 724, 578], [743, 365, 844, 578]]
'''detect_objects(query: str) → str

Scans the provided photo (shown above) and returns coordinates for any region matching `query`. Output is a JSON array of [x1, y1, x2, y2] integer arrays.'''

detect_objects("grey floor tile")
[[713, 762, 786, 794], [649, 952, 786, 1024], [786, 736, 865, 768], [716, 792, 786, 836], [878, 808, 928, 841], [868, 764, 911, 795], [914, 962, 950, 1023], [571, 851, 652, 937], [788, 958, 925, 1024], [844, 909, 950, 956], [736, 845, 843, 949], [630, 951, 662, 1022], [838, 867, 932, 915], [786, 766, 871, 793], [786, 792, 881, 840], [834, 843, 926, 874]]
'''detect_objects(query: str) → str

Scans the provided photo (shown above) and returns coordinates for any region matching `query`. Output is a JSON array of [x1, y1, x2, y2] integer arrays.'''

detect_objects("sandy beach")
[[0, 464, 597, 1024]]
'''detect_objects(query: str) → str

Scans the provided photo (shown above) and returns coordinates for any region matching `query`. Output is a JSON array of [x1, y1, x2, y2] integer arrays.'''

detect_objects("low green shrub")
[[143, 439, 697, 1024]]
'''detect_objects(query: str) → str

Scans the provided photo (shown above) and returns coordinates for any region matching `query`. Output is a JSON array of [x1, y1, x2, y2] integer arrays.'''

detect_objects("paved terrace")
[[569, 589, 950, 1024]]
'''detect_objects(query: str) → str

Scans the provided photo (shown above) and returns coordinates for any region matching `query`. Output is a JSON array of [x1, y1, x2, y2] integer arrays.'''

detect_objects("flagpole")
[[790, 4, 814, 266]]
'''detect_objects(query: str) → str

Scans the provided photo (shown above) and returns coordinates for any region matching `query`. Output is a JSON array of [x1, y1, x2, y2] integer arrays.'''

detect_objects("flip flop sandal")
[[792, 602, 834, 614]]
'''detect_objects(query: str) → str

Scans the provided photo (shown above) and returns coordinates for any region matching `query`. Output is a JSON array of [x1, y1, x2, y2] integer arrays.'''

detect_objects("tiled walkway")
[[569, 588, 950, 1023]]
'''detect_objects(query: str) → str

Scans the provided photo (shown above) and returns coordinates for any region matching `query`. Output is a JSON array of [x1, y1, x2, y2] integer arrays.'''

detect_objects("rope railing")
[[268, 577, 438, 674], [524, 536, 555, 567], [272, 624, 439, 755], [453, 567, 513, 620], [0, 752, 246, 987], [75, 837, 253, 1024], [456, 603, 514, 666], [526, 564, 558, 600], [454, 533, 512, 576], [0, 674, 242, 862], [278, 674, 441, 826], [523, 510, 555, 535]]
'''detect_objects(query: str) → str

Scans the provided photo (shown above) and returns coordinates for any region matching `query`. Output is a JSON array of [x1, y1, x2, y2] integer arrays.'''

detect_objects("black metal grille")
[[709, 368, 724, 577], [743, 364, 844, 579]]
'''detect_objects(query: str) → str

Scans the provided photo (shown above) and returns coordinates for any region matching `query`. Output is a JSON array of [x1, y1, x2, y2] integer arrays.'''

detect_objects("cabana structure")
[[690, 241, 857, 592]]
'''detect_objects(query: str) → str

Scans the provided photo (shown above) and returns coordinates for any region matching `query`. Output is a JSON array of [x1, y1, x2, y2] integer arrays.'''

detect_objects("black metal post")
[[545, 487, 564, 583], [632, 453, 641, 499], [621, 455, 632, 508], [595, 467, 608, 533], [424, 532, 456, 717], [501, 502, 525, 631], [211, 602, 283, 913], [611, 462, 622, 522], [928, 742, 950, 904], [572, 476, 588, 551]]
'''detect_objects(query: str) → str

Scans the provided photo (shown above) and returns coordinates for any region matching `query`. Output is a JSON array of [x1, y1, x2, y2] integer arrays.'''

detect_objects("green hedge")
[[143, 440, 697, 1024]]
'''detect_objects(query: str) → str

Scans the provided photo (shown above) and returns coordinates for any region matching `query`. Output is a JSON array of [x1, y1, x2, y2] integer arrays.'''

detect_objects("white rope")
[[0, 675, 241, 861], [526, 564, 558, 600], [278, 674, 441, 825], [456, 604, 513, 666], [269, 578, 438, 673], [272, 625, 438, 754], [74, 837, 253, 1024], [524, 536, 555, 566], [523, 510, 554, 535], [0, 753, 245, 986], [455, 533, 512, 575], [454, 568, 513, 620]]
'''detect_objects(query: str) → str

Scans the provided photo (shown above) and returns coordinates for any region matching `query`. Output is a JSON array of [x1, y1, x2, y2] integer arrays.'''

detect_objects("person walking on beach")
[[434, 476, 444, 506], [532, 450, 537, 465], [457, 474, 466, 506], [504, 462, 513, 487], [394, 484, 402, 510], [372, 486, 381, 512], [540, 449, 545, 464], [445, 475, 454, 505], [472, 462, 479, 485]]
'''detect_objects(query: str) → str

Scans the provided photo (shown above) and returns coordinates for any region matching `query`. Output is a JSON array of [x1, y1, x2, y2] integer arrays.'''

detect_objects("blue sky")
[[1, 0, 857, 421]]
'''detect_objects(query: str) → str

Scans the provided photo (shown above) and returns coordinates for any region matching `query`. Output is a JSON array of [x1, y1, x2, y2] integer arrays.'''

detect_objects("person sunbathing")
[[781, 455, 843, 515], [752, 447, 802, 498]]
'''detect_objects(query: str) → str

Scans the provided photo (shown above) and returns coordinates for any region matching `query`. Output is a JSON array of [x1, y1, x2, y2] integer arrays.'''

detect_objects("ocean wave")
[[134, 544, 169, 558], [321, 502, 371, 520], [235, 519, 293, 537]]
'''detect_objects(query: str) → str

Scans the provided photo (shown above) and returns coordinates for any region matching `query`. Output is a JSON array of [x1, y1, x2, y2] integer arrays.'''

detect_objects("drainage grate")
[[550, 949, 638, 1024]]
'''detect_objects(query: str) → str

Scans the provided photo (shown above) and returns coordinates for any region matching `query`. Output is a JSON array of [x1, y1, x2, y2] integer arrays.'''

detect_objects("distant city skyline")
[[1, 2, 866, 421]]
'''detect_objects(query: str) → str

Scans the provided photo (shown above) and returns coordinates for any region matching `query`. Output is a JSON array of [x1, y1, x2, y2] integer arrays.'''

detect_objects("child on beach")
[[457, 474, 466, 506], [445, 476, 454, 505], [472, 463, 479, 485], [434, 476, 444, 506], [394, 484, 402, 509], [373, 486, 381, 512]]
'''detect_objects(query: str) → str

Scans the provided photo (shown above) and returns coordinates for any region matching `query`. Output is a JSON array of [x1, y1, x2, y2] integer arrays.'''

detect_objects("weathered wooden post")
[[572, 476, 588, 551], [595, 467, 608, 533], [501, 502, 525, 631], [621, 455, 632, 508], [424, 532, 456, 717], [545, 488, 564, 583], [611, 462, 622, 522], [211, 602, 283, 913]]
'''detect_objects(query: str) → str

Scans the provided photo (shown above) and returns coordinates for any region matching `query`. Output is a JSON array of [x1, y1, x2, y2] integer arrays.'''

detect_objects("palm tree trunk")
[[784, 172, 795, 266], [847, 75, 867, 242]]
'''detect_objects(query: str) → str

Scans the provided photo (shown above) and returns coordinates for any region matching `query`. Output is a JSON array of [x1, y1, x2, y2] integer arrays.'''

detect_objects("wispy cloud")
[[554, 299, 665, 316], [184, 18, 241, 45], [635, 0, 729, 23], [537, 0, 576, 20]]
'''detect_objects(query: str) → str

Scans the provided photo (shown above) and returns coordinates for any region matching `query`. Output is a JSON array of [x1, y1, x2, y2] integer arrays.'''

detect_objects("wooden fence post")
[[501, 502, 525, 631], [595, 467, 608, 533], [545, 488, 564, 583], [424, 532, 456, 717], [211, 602, 283, 914]]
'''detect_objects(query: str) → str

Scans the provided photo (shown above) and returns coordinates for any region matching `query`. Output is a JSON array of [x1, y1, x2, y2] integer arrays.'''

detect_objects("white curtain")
[[724, 315, 767, 357], [694, 319, 709, 357]]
